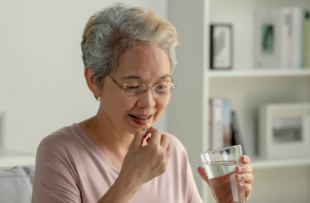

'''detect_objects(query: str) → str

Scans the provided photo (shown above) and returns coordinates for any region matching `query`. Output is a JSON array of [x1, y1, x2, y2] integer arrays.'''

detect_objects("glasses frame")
[[107, 75, 177, 96]]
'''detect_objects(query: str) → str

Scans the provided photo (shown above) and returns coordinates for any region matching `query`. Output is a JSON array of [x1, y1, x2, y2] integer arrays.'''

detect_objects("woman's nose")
[[136, 88, 156, 108]]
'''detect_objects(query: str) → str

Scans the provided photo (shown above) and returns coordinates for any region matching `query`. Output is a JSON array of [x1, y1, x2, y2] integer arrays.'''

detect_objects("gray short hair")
[[81, 3, 178, 100]]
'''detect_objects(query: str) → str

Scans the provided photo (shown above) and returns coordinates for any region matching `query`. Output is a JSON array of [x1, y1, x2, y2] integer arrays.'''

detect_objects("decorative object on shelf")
[[210, 24, 233, 70], [0, 113, 4, 156], [255, 7, 310, 69], [259, 103, 310, 159]]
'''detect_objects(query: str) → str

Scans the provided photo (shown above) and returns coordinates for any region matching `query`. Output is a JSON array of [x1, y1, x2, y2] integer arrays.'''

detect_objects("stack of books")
[[209, 98, 245, 153], [255, 7, 310, 69]]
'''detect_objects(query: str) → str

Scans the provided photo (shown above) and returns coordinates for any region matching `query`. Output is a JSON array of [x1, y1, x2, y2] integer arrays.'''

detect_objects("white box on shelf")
[[259, 103, 310, 159], [0, 113, 5, 156]]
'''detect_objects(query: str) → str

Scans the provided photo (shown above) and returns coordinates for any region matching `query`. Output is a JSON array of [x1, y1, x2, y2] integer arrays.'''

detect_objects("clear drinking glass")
[[200, 145, 245, 203]]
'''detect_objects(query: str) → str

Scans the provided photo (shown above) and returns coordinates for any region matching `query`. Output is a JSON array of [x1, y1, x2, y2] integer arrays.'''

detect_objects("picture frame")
[[210, 24, 233, 70], [259, 103, 310, 159]]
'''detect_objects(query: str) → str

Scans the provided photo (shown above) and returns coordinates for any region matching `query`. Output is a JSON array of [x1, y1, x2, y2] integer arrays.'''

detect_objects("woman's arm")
[[32, 144, 82, 203], [98, 127, 173, 203]]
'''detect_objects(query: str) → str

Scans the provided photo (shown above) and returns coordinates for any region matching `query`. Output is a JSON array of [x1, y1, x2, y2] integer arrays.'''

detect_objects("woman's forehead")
[[114, 44, 171, 79], [120, 73, 171, 80]]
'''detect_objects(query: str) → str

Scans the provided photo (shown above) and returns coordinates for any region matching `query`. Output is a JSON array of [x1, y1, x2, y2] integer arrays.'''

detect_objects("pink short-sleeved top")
[[31, 123, 203, 203]]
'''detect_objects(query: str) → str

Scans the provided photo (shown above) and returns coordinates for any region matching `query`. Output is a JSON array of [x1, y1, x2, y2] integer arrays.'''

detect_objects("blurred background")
[[0, 0, 167, 154], [1, 0, 310, 203]]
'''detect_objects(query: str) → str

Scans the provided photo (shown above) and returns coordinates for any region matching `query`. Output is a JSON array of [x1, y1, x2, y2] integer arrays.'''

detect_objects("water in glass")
[[204, 161, 245, 203]]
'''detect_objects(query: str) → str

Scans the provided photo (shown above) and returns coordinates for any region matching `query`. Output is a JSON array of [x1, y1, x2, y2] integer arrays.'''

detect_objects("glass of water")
[[200, 145, 245, 203]]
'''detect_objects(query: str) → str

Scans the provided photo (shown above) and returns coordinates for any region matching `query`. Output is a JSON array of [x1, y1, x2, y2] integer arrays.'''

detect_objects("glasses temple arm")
[[108, 75, 123, 89], [171, 78, 177, 87]]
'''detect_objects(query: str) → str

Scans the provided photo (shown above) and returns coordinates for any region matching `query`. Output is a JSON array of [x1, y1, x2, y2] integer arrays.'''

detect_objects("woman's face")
[[99, 44, 171, 135]]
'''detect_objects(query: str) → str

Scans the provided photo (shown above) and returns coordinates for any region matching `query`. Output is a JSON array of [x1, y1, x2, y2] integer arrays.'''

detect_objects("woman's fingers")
[[238, 182, 252, 201], [241, 155, 251, 164], [146, 128, 171, 157], [236, 156, 253, 202], [166, 144, 173, 159], [236, 164, 252, 173], [147, 127, 161, 145], [235, 173, 254, 184], [132, 129, 148, 147], [197, 166, 210, 186], [238, 182, 252, 191], [160, 134, 170, 148], [146, 137, 151, 144], [120, 126, 174, 189]]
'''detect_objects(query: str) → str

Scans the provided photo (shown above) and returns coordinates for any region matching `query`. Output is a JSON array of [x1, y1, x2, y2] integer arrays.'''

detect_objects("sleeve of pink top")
[[31, 144, 82, 203]]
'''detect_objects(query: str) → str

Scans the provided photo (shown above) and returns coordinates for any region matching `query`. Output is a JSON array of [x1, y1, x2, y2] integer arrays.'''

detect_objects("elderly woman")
[[32, 3, 253, 203]]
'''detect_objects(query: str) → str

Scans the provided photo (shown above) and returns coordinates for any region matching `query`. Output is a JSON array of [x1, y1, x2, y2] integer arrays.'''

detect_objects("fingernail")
[[239, 183, 244, 187], [236, 174, 242, 179]]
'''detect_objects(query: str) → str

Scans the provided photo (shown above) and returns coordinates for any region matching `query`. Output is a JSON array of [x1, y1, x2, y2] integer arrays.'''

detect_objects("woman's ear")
[[84, 67, 101, 98]]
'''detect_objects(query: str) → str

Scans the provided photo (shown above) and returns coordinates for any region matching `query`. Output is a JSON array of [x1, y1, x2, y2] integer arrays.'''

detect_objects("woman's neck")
[[78, 111, 134, 170]]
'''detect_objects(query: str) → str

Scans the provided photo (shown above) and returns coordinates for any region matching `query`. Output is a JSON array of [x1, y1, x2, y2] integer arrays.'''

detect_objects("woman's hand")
[[117, 127, 173, 192], [235, 155, 253, 201], [197, 155, 254, 202], [98, 127, 172, 203]]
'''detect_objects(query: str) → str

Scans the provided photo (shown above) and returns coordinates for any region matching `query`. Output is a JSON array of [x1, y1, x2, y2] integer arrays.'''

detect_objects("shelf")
[[251, 157, 310, 169], [0, 150, 36, 169], [208, 69, 310, 78]]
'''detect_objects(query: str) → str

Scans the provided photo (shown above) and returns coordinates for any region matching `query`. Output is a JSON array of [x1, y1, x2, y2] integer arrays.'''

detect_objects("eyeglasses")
[[108, 75, 177, 96]]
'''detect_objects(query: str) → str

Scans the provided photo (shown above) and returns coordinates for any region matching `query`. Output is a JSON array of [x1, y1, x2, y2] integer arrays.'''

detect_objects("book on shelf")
[[209, 98, 232, 150], [209, 98, 223, 150], [255, 7, 310, 69], [209, 98, 246, 154]]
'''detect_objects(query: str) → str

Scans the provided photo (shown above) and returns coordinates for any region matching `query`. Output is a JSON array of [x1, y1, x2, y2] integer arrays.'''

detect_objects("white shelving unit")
[[168, 0, 310, 203]]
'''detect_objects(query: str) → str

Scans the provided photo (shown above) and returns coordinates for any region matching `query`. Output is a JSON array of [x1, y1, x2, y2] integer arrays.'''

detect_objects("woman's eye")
[[126, 86, 139, 90], [156, 85, 167, 90]]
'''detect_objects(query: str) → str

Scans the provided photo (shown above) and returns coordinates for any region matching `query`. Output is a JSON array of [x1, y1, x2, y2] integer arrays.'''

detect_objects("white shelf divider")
[[208, 69, 310, 78]]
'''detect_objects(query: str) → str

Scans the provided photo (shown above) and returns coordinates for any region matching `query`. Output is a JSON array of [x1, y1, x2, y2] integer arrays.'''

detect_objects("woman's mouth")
[[129, 114, 152, 125]]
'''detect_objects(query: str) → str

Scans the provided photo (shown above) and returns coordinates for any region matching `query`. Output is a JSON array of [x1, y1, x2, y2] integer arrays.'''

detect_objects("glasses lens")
[[169, 83, 177, 93], [154, 84, 169, 95], [124, 84, 146, 95], [123, 82, 176, 95]]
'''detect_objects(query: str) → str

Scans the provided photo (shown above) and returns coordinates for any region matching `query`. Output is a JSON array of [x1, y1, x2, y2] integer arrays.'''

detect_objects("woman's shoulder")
[[39, 123, 80, 150]]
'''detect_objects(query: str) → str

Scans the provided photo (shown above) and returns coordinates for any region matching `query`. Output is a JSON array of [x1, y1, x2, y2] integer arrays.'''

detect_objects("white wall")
[[0, 0, 167, 154]]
